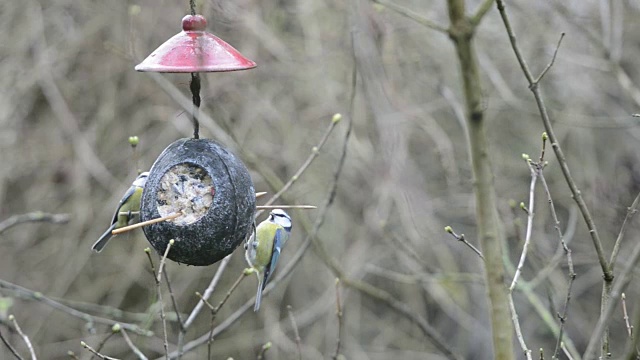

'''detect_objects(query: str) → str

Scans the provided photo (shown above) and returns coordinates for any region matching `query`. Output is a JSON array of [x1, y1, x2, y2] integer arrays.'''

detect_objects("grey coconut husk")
[[140, 138, 255, 266]]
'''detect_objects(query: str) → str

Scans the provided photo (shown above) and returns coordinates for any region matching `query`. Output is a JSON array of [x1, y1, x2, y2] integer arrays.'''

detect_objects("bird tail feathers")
[[91, 223, 116, 252]]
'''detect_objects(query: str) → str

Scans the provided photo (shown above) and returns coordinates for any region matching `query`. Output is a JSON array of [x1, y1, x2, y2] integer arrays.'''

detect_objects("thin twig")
[[94, 330, 117, 358], [157, 241, 173, 359], [8, 315, 36, 360], [609, 191, 640, 271], [561, 342, 575, 360], [162, 267, 184, 330], [287, 306, 302, 360], [0, 329, 24, 360], [332, 279, 343, 360], [0, 212, 70, 234], [622, 291, 640, 359], [184, 255, 232, 328], [146, 240, 174, 359], [258, 113, 342, 216], [444, 226, 484, 260], [178, 255, 233, 358], [622, 293, 633, 338], [508, 146, 549, 359], [120, 328, 148, 360], [207, 271, 250, 360], [0, 282, 167, 331], [509, 296, 533, 360], [371, 0, 449, 33], [80, 341, 121, 360], [470, 0, 495, 27], [583, 238, 640, 359], [534, 33, 565, 84], [538, 171, 576, 359], [510, 157, 538, 291], [111, 213, 181, 235]]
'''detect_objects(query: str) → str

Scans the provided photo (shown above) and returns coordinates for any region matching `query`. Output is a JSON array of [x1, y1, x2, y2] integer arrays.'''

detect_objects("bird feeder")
[[135, 13, 257, 266], [140, 138, 255, 266]]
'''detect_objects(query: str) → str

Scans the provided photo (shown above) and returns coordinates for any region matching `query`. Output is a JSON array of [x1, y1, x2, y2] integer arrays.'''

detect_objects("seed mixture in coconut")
[[157, 163, 214, 225]]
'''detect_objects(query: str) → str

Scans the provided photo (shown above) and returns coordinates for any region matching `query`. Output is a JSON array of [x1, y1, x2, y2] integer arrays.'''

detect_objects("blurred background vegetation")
[[1, 0, 640, 359]]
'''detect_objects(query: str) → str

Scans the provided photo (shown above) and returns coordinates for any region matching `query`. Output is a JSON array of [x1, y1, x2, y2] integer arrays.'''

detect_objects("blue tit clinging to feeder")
[[91, 172, 149, 252], [245, 209, 292, 311]]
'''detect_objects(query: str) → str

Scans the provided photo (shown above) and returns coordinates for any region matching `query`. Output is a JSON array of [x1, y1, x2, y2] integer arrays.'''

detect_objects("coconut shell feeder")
[[134, 10, 257, 266], [140, 139, 255, 266]]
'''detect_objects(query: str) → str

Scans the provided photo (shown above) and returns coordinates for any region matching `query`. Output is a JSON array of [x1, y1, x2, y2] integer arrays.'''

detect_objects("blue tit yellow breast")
[[116, 186, 144, 227], [254, 221, 281, 271]]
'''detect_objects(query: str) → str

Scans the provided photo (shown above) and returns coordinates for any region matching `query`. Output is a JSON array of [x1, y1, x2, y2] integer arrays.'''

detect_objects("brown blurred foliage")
[[1, 0, 640, 359]]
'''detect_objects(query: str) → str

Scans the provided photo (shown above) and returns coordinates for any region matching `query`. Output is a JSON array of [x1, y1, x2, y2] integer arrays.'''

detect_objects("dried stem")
[[331, 279, 343, 360], [622, 294, 632, 338], [0, 328, 24, 360], [509, 296, 533, 360], [206, 271, 249, 360], [561, 342, 574, 360], [177, 255, 233, 357], [470, 0, 495, 27], [163, 267, 184, 331], [287, 306, 302, 360], [622, 292, 640, 359], [609, 191, 640, 271], [120, 328, 148, 360], [510, 160, 538, 291], [258, 113, 341, 217], [537, 172, 576, 359], [145, 240, 174, 359], [371, 0, 449, 33], [183, 255, 232, 328], [0, 212, 70, 234], [534, 33, 565, 84], [584, 238, 640, 359], [94, 331, 117, 357], [80, 341, 120, 360], [8, 315, 35, 360], [0, 279, 151, 335], [444, 226, 484, 260]]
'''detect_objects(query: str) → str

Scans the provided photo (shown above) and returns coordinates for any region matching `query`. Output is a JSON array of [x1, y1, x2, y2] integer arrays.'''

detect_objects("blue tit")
[[91, 172, 149, 252], [244, 209, 292, 311]]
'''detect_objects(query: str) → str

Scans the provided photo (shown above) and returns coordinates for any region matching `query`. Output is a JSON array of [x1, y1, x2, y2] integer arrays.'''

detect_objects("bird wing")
[[111, 185, 137, 224], [262, 227, 285, 289]]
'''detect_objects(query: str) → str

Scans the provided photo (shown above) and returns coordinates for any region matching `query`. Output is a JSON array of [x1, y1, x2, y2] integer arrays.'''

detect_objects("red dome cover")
[[135, 15, 257, 73]]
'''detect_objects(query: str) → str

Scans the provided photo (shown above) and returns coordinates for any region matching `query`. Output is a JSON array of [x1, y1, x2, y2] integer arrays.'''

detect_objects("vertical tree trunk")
[[447, 1, 515, 358]]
